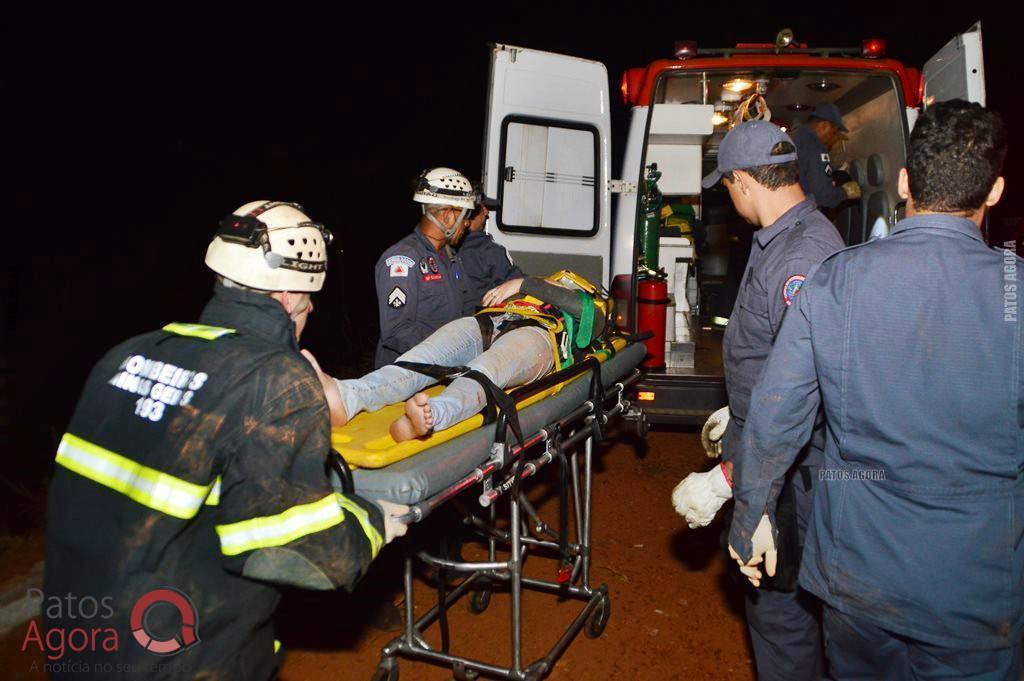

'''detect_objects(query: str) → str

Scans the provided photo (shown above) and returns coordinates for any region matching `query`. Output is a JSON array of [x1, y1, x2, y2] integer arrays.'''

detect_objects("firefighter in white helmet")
[[44, 200, 408, 680], [374, 168, 477, 367]]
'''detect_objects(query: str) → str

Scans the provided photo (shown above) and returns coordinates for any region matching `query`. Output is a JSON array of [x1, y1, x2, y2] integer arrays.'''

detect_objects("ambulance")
[[480, 24, 986, 424]]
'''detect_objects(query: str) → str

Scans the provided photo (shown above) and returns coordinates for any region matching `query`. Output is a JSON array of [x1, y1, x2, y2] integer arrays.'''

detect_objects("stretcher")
[[329, 340, 648, 681]]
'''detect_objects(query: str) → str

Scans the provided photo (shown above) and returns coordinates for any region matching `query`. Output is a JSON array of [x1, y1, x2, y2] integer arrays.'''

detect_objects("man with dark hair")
[[792, 102, 861, 210], [728, 99, 1019, 680], [673, 120, 844, 681]]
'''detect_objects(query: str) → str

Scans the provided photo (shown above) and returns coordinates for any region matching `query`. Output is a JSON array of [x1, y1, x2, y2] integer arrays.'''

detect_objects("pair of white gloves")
[[671, 406, 776, 587]]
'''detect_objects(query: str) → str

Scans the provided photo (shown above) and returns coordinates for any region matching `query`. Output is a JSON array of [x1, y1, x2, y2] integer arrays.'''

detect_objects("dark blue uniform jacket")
[[730, 214, 1024, 649]]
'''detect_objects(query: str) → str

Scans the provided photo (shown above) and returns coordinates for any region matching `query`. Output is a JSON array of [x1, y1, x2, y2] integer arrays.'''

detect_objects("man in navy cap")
[[672, 120, 843, 681], [791, 102, 861, 210]]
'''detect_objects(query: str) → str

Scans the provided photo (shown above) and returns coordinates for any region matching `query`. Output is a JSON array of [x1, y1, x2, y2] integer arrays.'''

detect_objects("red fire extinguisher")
[[637, 278, 668, 369]]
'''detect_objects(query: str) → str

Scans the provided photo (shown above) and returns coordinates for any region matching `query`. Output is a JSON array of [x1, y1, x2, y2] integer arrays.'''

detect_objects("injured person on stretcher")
[[306, 270, 611, 442]]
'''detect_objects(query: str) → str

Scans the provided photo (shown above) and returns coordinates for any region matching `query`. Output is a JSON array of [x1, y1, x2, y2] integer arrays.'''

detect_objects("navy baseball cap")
[[808, 102, 848, 132], [702, 120, 798, 188]]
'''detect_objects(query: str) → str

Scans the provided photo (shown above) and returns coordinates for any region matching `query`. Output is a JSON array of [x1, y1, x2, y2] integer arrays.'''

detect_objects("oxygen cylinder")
[[637, 278, 668, 369], [638, 164, 664, 273]]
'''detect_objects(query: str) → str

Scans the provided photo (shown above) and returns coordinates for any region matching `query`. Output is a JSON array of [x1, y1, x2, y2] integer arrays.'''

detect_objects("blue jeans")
[[335, 317, 553, 431]]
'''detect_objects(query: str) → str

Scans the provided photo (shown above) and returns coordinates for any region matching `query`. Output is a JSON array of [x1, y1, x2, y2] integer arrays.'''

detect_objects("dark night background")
[[3, 3, 1022, 534]]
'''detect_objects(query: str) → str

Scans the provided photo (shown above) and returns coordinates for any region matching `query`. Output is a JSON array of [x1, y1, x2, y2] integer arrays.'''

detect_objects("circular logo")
[[130, 587, 200, 656]]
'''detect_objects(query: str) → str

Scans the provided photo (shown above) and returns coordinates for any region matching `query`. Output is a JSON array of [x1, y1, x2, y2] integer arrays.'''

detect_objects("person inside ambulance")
[[374, 167, 474, 368], [306, 271, 610, 442], [455, 192, 525, 315], [791, 102, 861, 210], [44, 201, 408, 680]]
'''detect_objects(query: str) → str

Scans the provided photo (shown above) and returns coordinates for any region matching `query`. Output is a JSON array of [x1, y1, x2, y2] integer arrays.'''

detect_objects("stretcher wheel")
[[468, 589, 491, 614], [584, 595, 610, 639], [372, 659, 399, 681]]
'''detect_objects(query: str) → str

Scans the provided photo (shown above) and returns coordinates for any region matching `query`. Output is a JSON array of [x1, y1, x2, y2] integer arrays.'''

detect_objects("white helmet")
[[413, 167, 477, 210], [205, 200, 332, 292]]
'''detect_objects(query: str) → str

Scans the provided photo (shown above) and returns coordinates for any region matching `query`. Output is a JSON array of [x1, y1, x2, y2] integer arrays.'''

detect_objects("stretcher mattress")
[[347, 342, 645, 505]]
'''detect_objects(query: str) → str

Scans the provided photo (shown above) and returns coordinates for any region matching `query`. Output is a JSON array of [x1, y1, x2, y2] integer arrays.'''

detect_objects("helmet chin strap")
[[424, 206, 468, 239]]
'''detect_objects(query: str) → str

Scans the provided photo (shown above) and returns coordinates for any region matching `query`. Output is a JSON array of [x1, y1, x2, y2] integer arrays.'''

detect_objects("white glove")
[[701, 406, 730, 458], [728, 515, 777, 587], [671, 463, 733, 529], [373, 499, 410, 544]]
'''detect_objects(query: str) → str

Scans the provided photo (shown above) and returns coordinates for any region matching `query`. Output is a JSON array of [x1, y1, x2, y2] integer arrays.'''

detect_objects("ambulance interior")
[[648, 70, 908, 321]]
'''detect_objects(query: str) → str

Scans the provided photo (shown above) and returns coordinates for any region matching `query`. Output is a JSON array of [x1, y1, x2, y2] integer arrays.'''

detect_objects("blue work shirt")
[[729, 214, 1024, 649], [374, 228, 464, 368], [721, 199, 845, 464], [793, 126, 847, 210], [456, 230, 524, 315]]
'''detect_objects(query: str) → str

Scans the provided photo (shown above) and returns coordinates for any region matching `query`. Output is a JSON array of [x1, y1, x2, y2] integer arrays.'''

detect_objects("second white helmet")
[[413, 167, 477, 210], [205, 201, 332, 292]]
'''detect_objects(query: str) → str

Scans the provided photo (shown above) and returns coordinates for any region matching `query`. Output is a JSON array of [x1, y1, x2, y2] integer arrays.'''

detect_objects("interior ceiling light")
[[723, 78, 754, 93], [806, 80, 840, 92], [711, 111, 729, 126], [787, 103, 812, 112]]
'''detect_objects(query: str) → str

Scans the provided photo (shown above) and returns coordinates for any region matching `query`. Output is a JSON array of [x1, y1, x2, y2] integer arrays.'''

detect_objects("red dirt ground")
[[0, 427, 757, 680]]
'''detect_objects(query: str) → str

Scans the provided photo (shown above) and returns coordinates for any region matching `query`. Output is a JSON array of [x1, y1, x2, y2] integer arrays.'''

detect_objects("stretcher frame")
[[367, 355, 647, 681]]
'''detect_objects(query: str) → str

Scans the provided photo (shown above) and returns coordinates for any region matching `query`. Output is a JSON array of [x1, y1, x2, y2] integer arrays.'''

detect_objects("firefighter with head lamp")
[[374, 167, 477, 367], [44, 200, 408, 680]]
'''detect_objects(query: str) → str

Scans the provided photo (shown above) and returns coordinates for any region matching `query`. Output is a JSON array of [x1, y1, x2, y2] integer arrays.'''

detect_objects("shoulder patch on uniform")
[[418, 258, 430, 275], [783, 274, 806, 307], [388, 287, 407, 308], [385, 255, 414, 278]]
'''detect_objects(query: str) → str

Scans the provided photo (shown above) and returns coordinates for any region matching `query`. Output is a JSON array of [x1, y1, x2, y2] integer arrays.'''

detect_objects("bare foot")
[[390, 393, 434, 442]]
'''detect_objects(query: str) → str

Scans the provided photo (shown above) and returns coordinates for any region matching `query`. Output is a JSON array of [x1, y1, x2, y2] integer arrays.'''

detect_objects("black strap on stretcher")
[[393, 361, 526, 449]]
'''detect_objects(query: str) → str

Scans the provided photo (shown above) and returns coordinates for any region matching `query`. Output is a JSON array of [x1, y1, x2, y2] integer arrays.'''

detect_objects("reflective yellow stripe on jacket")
[[336, 494, 384, 558], [162, 322, 236, 340], [216, 494, 343, 557], [55, 433, 214, 520]]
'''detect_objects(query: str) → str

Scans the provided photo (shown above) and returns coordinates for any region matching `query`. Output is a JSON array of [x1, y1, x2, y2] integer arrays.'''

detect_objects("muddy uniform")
[[730, 214, 1024, 680], [721, 198, 843, 681], [456, 230, 524, 315], [44, 286, 385, 681], [792, 126, 846, 210], [375, 229, 464, 368]]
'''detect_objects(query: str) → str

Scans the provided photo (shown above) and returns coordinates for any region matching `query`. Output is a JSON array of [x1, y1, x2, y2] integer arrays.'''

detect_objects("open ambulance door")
[[482, 44, 612, 287], [922, 22, 986, 109]]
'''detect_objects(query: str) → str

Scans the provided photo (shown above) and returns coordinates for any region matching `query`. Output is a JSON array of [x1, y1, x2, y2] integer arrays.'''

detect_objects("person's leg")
[[822, 605, 910, 681], [430, 325, 553, 430], [745, 586, 824, 681], [908, 636, 1022, 681], [745, 465, 824, 681], [335, 317, 484, 421], [394, 326, 553, 439]]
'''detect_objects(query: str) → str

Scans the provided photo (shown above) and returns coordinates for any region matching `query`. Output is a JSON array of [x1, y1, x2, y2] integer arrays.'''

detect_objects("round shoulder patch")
[[782, 274, 806, 307]]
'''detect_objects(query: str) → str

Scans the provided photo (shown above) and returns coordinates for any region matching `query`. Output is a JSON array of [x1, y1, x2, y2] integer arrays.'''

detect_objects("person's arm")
[[764, 253, 820, 336], [375, 253, 430, 360], [807, 155, 848, 209], [214, 358, 389, 592], [727, 273, 822, 563], [487, 240, 525, 283]]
